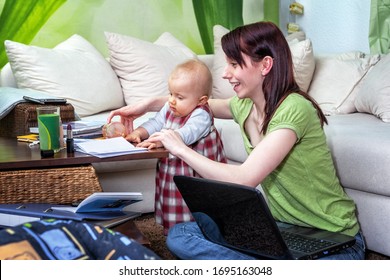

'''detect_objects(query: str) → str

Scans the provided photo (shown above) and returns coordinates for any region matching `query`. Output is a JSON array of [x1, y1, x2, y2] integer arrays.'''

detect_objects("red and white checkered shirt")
[[155, 104, 227, 234]]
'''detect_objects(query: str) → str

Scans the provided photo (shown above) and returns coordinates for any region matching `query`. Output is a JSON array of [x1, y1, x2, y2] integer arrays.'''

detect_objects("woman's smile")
[[231, 81, 241, 92]]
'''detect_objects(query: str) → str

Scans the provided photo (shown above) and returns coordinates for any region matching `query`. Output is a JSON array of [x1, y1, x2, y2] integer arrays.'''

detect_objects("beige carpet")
[[134, 213, 176, 260], [134, 213, 390, 260]]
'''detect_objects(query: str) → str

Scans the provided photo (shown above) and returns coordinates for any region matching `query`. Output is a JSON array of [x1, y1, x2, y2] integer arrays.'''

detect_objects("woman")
[[108, 22, 365, 260]]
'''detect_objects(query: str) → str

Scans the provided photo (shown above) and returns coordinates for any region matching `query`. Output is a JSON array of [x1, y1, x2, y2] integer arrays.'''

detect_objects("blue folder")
[[0, 203, 139, 222]]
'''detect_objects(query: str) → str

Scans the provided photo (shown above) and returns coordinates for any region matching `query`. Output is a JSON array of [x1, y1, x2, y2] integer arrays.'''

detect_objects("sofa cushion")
[[285, 31, 306, 43], [354, 53, 390, 122], [289, 38, 315, 93], [0, 63, 17, 88], [4, 34, 125, 118], [211, 25, 233, 99], [105, 31, 197, 106], [308, 52, 380, 115], [324, 113, 390, 196], [211, 25, 315, 99], [214, 118, 247, 163]]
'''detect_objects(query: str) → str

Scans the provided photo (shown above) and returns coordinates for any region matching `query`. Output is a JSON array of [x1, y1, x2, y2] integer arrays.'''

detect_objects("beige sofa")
[[2, 27, 390, 257]]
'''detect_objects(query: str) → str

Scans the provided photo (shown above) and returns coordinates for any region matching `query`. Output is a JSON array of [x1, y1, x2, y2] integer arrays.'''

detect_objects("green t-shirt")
[[230, 94, 359, 236]]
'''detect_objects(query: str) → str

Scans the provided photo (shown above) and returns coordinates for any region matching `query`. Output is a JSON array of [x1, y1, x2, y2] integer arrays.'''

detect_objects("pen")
[[66, 124, 75, 153]]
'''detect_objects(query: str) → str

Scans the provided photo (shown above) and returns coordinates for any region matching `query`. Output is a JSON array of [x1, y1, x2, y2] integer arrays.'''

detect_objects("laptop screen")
[[174, 175, 292, 259]]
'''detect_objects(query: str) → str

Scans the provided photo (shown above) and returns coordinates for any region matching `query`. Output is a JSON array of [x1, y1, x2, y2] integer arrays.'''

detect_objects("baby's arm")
[[125, 127, 149, 143], [176, 108, 212, 145], [130, 103, 168, 148], [147, 109, 211, 149]]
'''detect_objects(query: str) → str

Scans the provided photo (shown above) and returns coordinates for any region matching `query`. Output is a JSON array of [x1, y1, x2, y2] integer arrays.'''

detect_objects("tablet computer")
[[23, 95, 67, 105]]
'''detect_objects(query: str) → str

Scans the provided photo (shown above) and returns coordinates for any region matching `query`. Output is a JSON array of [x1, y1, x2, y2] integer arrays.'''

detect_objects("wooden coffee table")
[[0, 136, 168, 204], [0, 137, 168, 170], [0, 137, 167, 246]]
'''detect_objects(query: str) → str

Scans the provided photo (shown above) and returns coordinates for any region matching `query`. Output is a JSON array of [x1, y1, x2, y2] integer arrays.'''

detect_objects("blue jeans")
[[166, 219, 366, 260]]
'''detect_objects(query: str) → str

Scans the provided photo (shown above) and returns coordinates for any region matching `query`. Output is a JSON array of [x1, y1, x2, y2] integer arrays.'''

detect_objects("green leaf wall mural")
[[0, 0, 66, 68], [369, 0, 390, 54], [191, 0, 279, 54], [0, 0, 278, 69], [263, 0, 279, 24], [192, 0, 244, 54]]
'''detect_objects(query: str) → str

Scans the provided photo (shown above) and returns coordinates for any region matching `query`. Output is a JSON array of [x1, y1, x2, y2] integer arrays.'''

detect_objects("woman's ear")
[[198, 95, 209, 105], [261, 56, 273, 76]]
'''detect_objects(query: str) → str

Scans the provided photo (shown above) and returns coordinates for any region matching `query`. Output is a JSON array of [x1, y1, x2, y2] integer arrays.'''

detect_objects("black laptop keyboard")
[[281, 231, 336, 253]]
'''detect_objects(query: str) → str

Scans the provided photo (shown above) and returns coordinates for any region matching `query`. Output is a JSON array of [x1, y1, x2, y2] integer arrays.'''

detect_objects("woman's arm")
[[107, 96, 169, 133], [174, 108, 212, 145], [208, 98, 233, 119], [149, 128, 297, 187]]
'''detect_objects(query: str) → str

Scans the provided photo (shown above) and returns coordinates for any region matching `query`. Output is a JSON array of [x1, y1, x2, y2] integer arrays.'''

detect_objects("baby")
[[126, 59, 227, 234]]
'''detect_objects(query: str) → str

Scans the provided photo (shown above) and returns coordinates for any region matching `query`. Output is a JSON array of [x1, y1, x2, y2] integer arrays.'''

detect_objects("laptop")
[[173, 175, 356, 260]]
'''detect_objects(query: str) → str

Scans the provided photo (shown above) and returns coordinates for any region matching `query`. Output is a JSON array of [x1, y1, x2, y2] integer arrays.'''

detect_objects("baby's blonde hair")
[[169, 59, 212, 97]]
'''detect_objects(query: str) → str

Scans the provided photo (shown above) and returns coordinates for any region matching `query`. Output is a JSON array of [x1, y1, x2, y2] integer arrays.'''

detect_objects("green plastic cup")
[[37, 106, 61, 152]]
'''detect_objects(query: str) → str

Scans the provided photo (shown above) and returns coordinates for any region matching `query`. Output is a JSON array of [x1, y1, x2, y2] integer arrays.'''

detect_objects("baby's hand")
[[125, 131, 142, 143]]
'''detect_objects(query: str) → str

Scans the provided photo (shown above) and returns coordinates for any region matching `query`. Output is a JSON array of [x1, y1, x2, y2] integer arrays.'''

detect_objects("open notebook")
[[173, 175, 356, 260]]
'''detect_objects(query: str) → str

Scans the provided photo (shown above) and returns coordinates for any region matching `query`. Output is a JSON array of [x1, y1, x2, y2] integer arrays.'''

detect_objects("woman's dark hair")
[[221, 21, 327, 134]]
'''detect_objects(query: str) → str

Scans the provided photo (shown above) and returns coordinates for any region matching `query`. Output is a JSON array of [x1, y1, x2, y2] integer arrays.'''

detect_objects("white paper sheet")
[[75, 137, 147, 158]]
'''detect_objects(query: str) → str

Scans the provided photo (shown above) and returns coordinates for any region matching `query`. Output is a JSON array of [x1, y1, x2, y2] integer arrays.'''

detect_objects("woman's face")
[[223, 53, 263, 99]]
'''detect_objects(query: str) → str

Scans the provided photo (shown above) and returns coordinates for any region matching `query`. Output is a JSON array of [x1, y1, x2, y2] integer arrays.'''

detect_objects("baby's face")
[[168, 78, 205, 117]]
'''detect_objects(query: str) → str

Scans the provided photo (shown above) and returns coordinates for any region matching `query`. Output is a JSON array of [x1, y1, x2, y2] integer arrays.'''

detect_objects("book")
[[0, 212, 139, 229], [51, 192, 143, 213], [0, 192, 143, 227], [0, 213, 40, 227], [63, 121, 105, 136], [29, 121, 105, 136], [72, 131, 103, 139]]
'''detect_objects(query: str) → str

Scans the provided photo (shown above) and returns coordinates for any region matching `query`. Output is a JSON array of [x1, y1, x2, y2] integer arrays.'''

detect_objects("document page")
[[75, 137, 147, 158]]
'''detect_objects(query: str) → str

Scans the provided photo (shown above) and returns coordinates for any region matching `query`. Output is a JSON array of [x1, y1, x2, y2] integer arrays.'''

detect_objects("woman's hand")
[[136, 139, 163, 150], [147, 129, 186, 156], [107, 105, 143, 134], [106, 96, 169, 134]]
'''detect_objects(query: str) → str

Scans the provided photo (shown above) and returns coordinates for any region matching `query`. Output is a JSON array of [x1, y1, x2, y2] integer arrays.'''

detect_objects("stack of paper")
[[63, 121, 105, 136], [75, 137, 147, 158]]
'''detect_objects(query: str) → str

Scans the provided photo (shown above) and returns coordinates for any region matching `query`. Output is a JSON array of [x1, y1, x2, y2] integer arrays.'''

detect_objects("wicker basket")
[[0, 165, 102, 205], [0, 102, 75, 137]]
